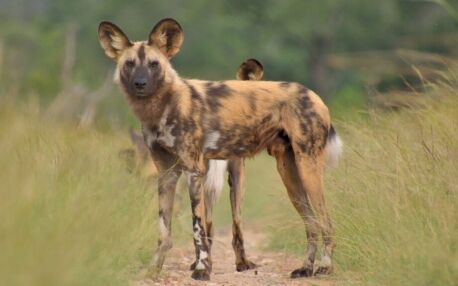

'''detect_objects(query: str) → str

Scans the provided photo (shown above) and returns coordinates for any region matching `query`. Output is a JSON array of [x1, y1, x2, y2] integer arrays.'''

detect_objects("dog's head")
[[98, 18, 183, 98]]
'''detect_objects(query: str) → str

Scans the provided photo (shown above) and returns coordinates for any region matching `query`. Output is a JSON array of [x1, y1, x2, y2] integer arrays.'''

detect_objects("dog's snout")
[[134, 78, 147, 89]]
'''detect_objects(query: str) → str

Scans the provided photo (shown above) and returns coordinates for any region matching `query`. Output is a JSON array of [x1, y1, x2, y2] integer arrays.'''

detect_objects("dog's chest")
[[141, 107, 181, 151]]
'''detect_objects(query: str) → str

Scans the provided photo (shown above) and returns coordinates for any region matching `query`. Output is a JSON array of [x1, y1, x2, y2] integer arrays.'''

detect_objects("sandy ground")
[[134, 227, 335, 286]]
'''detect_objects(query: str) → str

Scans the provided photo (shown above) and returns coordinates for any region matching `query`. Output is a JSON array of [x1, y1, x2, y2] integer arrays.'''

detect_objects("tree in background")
[[0, 0, 456, 118]]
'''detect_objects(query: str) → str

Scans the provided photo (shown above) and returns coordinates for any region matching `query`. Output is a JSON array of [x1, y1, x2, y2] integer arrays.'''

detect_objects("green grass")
[[1, 81, 457, 285]]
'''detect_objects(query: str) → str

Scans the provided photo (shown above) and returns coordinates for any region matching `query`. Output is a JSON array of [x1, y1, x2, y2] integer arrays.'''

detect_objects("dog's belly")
[[203, 126, 280, 160]]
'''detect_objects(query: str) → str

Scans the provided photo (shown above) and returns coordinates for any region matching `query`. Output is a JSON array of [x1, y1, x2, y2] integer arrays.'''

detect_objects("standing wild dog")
[[98, 18, 342, 281], [124, 59, 264, 272]]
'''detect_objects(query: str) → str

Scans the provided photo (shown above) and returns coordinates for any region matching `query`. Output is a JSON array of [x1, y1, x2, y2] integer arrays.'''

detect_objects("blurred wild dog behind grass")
[[118, 128, 158, 178]]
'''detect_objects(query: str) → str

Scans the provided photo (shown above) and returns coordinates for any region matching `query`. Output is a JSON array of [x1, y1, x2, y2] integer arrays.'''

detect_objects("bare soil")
[[134, 227, 334, 286]]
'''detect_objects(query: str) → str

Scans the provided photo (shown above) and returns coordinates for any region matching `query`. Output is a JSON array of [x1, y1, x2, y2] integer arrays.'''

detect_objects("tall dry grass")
[[0, 99, 160, 286], [266, 83, 458, 285]]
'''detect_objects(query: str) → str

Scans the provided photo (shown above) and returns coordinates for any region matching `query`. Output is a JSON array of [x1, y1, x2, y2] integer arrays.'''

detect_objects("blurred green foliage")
[[0, 0, 457, 115]]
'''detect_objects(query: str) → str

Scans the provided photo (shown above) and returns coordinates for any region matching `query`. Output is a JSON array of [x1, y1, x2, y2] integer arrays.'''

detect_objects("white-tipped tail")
[[325, 126, 343, 169], [204, 160, 228, 203]]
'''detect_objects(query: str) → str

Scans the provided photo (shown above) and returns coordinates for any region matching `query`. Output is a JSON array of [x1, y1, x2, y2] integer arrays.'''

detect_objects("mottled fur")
[[99, 19, 339, 281], [203, 59, 265, 272]]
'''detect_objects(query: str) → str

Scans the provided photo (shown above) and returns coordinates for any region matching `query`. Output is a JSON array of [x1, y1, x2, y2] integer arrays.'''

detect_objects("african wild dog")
[[98, 18, 342, 281], [123, 59, 264, 272]]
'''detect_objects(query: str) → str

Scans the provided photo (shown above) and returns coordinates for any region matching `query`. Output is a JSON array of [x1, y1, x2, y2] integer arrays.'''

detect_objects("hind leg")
[[228, 159, 256, 272], [270, 143, 320, 278], [290, 144, 335, 276]]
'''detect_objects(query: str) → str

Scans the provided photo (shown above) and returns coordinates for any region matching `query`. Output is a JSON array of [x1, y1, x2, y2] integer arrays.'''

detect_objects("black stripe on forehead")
[[137, 44, 145, 63]]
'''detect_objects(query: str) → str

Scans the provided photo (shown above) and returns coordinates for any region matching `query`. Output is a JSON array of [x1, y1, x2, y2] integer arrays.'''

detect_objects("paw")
[[236, 260, 257, 272], [315, 265, 333, 275], [145, 267, 161, 280], [315, 256, 333, 275], [191, 269, 210, 281], [190, 260, 212, 272], [290, 266, 313, 278]]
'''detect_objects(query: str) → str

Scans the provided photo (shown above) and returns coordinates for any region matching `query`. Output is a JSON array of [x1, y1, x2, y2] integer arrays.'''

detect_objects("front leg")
[[148, 165, 181, 276], [141, 132, 182, 277], [186, 170, 212, 281]]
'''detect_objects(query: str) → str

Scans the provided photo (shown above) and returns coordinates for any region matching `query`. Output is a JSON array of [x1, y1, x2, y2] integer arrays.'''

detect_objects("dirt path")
[[135, 226, 334, 286]]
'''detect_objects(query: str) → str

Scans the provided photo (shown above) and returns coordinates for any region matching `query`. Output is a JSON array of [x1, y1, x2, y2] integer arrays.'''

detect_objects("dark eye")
[[149, 61, 159, 69], [125, 60, 135, 68]]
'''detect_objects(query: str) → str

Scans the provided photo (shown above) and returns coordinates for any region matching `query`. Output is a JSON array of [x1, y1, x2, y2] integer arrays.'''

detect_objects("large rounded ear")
[[98, 21, 132, 60], [236, 58, 264, 81], [148, 18, 184, 59]]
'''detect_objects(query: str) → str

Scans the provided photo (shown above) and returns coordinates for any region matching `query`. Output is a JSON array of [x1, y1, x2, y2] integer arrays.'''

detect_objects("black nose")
[[134, 78, 147, 89]]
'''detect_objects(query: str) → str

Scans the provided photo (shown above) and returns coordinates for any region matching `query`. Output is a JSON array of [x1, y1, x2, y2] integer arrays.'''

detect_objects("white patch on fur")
[[319, 255, 332, 267], [157, 107, 176, 147], [159, 106, 170, 126], [204, 160, 227, 204], [157, 125, 176, 147], [195, 260, 206, 270], [193, 221, 202, 246], [325, 134, 343, 169], [203, 131, 221, 150], [200, 250, 208, 259], [113, 66, 120, 83], [142, 126, 157, 147], [158, 217, 168, 239]]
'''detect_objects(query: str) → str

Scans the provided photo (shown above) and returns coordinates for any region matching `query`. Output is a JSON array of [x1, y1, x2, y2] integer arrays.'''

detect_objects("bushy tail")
[[204, 159, 228, 205], [325, 125, 343, 169]]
